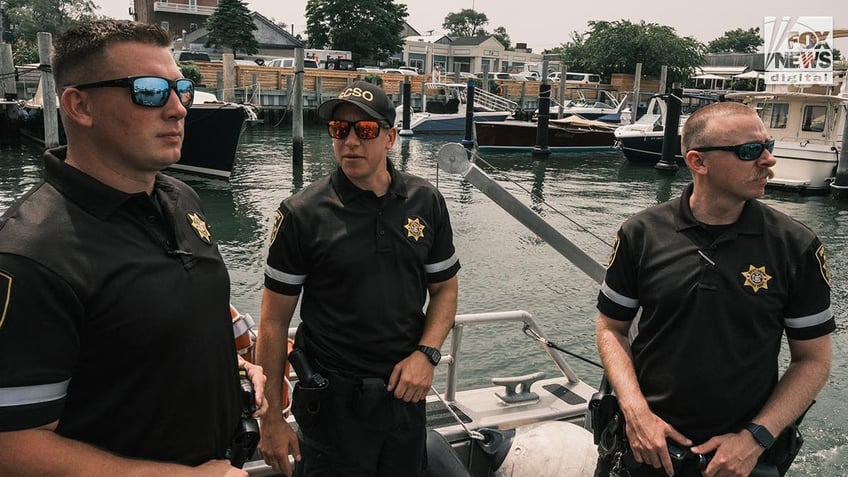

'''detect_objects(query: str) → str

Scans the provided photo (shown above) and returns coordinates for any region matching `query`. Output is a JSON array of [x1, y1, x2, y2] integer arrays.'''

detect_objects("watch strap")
[[744, 422, 775, 449], [416, 345, 441, 366]]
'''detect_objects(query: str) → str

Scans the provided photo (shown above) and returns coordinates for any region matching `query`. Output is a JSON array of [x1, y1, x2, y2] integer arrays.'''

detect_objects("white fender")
[[494, 421, 598, 477]]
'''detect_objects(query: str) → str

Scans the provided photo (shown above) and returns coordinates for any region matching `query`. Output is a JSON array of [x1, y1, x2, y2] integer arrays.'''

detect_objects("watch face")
[[431, 349, 441, 363]]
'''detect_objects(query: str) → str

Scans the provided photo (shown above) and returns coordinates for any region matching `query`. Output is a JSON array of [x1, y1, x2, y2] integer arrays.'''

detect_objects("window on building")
[[160, 21, 169, 33], [190, 23, 198, 32]]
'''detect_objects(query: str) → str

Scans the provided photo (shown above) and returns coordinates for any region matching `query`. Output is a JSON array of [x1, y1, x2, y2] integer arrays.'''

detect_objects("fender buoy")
[[231, 304, 294, 413]]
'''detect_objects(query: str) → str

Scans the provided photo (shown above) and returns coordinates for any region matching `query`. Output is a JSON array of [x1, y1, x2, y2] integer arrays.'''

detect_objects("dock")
[[191, 63, 662, 124]]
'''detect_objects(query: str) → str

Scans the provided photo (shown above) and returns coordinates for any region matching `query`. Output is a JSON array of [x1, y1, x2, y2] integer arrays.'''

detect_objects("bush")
[[179, 63, 204, 87], [363, 74, 383, 85]]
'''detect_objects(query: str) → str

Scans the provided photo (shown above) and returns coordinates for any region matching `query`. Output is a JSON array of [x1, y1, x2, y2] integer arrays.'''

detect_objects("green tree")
[[5, 0, 99, 63], [442, 9, 488, 37], [707, 28, 762, 53], [305, 0, 407, 63], [204, 0, 258, 56], [557, 20, 706, 85], [492, 26, 510, 49]]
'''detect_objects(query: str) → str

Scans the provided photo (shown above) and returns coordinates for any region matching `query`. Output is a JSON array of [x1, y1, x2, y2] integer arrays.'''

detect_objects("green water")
[[1, 124, 846, 474]]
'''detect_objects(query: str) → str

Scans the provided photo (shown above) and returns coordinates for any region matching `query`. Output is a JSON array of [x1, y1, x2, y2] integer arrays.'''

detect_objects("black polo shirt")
[[265, 161, 460, 378], [597, 183, 834, 443], [0, 147, 241, 465]]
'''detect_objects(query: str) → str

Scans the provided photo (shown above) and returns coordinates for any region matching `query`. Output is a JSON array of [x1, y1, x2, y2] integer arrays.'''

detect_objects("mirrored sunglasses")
[[327, 120, 385, 140], [64, 76, 195, 108], [691, 139, 775, 161]]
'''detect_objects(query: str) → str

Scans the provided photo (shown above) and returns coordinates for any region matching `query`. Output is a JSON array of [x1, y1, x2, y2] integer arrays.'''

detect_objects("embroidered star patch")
[[741, 265, 772, 293], [187, 212, 212, 244], [0, 270, 10, 330], [815, 244, 831, 287], [269, 210, 284, 246], [404, 217, 426, 241]]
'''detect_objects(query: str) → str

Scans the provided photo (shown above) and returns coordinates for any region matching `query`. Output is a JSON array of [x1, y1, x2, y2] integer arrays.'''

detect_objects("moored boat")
[[17, 85, 257, 180], [475, 116, 617, 153], [397, 82, 517, 135], [614, 90, 723, 164], [725, 74, 847, 193]]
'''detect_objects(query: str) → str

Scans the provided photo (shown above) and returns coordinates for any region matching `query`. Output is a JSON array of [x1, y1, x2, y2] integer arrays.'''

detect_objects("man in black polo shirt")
[[256, 81, 460, 476], [596, 102, 833, 477], [0, 20, 266, 475]]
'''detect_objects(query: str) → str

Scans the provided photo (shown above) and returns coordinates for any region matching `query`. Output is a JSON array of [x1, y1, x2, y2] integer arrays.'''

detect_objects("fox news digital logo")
[[764, 16, 833, 85]]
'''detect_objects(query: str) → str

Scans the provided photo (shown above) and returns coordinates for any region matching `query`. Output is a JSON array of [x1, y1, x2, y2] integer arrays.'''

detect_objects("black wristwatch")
[[416, 345, 441, 366], [744, 422, 775, 449]]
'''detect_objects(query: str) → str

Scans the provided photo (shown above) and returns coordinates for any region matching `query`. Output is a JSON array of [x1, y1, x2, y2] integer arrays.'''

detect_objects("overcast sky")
[[99, 0, 847, 52]]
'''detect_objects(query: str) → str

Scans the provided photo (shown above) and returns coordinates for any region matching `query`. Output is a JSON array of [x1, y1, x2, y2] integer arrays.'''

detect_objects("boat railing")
[[284, 310, 581, 403], [441, 310, 580, 402], [473, 87, 518, 112]]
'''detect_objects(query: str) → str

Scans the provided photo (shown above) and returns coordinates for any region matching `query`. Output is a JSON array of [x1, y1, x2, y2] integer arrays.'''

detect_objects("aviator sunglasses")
[[64, 76, 195, 108], [327, 119, 387, 140], [690, 139, 775, 161]]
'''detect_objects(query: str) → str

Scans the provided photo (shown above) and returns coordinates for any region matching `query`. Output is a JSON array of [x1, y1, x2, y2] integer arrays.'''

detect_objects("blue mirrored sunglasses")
[[691, 139, 775, 161], [64, 76, 195, 108]]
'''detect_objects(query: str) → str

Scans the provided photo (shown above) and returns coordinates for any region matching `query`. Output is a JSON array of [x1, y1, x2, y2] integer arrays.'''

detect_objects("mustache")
[[756, 168, 775, 181]]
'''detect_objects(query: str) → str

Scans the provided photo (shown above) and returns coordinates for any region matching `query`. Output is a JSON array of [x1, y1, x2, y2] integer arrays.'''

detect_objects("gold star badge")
[[187, 212, 212, 244], [741, 265, 772, 293], [404, 217, 426, 241]]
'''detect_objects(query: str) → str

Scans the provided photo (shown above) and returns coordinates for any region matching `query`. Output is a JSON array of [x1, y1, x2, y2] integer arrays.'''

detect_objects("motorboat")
[[537, 88, 629, 124], [397, 82, 517, 135], [17, 83, 257, 180], [724, 74, 848, 193], [243, 143, 607, 476], [169, 90, 259, 180], [614, 90, 723, 164], [475, 116, 617, 153]]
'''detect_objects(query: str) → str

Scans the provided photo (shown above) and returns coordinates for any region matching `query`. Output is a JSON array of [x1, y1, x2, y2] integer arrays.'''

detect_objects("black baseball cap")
[[317, 81, 396, 126]]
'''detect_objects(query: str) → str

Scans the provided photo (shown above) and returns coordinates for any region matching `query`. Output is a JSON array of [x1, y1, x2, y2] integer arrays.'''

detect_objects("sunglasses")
[[64, 76, 195, 108], [690, 140, 775, 161], [327, 120, 387, 140]]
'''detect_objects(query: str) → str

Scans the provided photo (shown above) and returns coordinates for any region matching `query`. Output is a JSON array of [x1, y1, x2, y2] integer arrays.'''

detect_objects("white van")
[[266, 58, 319, 69], [547, 72, 602, 85]]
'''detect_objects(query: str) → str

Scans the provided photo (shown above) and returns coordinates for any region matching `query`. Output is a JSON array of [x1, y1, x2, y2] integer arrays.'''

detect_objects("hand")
[[622, 407, 691, 477], [257, 418, 300, 476], [692, 431, 763, 477], [194, 459, 248, 476], [237, 356, 268, 418], [387, 351, 435, 402]]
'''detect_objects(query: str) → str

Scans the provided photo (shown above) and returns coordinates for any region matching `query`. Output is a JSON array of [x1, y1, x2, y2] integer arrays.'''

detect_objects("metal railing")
[[471, 87, 518, 112], [153, 2, 216, 15]]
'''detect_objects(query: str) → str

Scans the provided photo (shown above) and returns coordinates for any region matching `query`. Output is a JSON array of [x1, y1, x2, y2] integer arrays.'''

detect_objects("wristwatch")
[[416, 345, 441, 366], [744, 422, 775, 449]]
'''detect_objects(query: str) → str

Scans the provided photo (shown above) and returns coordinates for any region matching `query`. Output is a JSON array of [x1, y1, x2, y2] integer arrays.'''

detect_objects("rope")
[[522, 324, 604, 369], [429, 386, 485, 441], [464, 147, 615, 249]]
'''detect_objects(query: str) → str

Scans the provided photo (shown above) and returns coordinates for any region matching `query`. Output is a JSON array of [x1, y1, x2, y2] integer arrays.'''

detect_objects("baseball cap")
[[317, 81, 396, 126]]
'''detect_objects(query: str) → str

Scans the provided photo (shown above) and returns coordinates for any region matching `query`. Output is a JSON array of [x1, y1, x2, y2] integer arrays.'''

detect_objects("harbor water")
[[1, 124, 846, 475]]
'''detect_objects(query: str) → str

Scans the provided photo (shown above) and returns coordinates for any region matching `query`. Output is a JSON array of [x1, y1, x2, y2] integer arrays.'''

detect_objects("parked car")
[[357, 67, 383, 73], [474, 72, 512, 80], [399, 66, 422, 74], [547, 71, 602, 85], [266, 58, 319, 68], [381, 68, 419, 76], [173, 51, 211, 62]]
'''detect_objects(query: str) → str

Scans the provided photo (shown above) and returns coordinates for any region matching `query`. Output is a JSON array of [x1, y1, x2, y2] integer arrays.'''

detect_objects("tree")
[[492, 26, 510, 49], [305, 0, 407, 63], [204, 0, 258, 56], [707, 28, 762, 53], [5, 0, 99, 63], [442, 9, 488, 37], [556, 20, 706, 85]]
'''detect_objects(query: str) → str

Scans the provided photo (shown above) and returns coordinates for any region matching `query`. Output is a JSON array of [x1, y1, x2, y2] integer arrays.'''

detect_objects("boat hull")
[[405, 111, 513, 134], [169, 104, 249, 180], [476, 120, 616, 152], [616, 132, 683, 164], [768, 141, 838, 192]]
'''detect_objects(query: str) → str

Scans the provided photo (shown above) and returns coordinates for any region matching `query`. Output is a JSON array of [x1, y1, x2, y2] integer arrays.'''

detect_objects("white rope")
[[430, 386, 484, 440]]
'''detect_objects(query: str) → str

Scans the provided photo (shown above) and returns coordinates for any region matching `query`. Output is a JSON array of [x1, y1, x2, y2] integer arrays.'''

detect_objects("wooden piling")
[[37, 32, 59, 148]]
